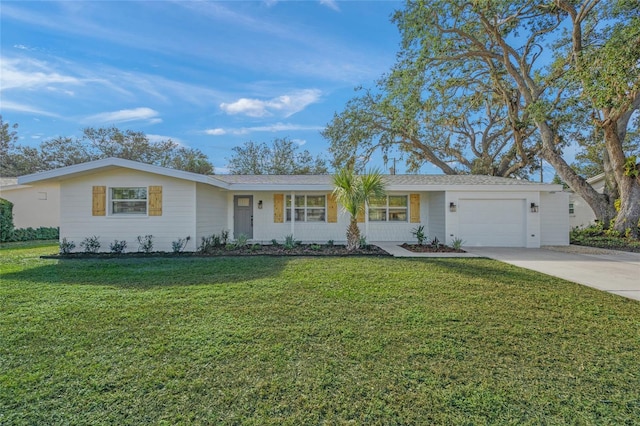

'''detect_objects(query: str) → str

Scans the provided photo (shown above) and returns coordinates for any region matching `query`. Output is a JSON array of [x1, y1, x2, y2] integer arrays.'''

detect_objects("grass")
[[1, 242, 639, 425]]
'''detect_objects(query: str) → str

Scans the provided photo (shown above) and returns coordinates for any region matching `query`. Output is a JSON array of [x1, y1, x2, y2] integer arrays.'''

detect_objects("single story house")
[[17, 158, 569, 252], [568, 173, 604, 229], [0, 178, 60, 229]]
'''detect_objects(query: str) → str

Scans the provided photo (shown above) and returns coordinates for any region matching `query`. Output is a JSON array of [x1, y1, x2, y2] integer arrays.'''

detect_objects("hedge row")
[[3, 226, 60, 242], [0, 197, 59, 242]]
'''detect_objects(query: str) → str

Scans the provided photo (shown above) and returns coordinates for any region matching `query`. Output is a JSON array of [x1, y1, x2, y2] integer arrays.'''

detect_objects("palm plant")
[[332, 168, 386, 251]]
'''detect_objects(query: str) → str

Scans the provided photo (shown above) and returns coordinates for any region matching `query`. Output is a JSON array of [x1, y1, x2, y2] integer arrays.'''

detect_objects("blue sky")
[[1, 0, 409, 174]]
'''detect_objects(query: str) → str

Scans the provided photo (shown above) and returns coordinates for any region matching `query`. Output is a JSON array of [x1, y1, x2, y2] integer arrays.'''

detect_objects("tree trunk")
[[346, 217, 360, 251], [537, 122, 616, 225], [615, 177, 640, 238], [602, 121, 640, 238]]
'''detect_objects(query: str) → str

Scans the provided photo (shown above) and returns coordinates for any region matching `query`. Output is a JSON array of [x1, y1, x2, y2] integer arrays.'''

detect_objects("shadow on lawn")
[[3, 256, 292, 288], [399, 257, 564, 287]]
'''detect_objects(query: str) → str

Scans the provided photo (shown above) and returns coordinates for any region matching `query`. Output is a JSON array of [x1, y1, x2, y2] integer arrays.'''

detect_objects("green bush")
[[0, 198, 15, 242], [571, 224, 640, 252], [4, 226, 59, 242]]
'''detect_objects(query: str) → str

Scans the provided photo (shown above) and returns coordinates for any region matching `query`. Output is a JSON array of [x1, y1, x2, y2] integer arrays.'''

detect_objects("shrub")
[[411, 225, 427, 245], [110, 240, 127, 254], [59, 238, 76, 254], [310, 244, 322, 251], [172, 236, 191, 253], [80, 236, 101, 254], [137, 235, 154, 253], [0, 198, 14, 242], [220, 230, 230, 245], [431, 236, 440, 250], [235, 234, 249, 248], [326, 239, 334, 247], [9, 227, 59, 242], [451, 237, 465, 250], [283, 234, 300, 250], [359, 235, 369, 249], [250, 243, 261, 252], [271, 239, 280, 247]]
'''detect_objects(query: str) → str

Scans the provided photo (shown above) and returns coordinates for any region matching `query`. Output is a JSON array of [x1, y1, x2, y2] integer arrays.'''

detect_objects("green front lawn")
[[1, 242, 639, 424]]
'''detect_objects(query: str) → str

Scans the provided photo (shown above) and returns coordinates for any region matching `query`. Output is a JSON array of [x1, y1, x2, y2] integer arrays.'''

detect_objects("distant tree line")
[[1, 117, 214, 176], [1, 116, 329, 177]]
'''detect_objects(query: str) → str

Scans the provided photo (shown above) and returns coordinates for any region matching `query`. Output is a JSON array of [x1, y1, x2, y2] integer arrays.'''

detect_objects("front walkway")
[[374, 242, 640, 302]]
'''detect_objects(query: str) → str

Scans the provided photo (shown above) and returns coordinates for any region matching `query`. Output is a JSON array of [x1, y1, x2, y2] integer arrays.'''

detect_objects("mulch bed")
[[43, 244, 391, 259], [400, 243, 466, 253]]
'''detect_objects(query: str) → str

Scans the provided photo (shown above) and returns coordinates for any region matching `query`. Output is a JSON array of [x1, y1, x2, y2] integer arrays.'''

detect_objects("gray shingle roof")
[[212, 174, 546, 186]]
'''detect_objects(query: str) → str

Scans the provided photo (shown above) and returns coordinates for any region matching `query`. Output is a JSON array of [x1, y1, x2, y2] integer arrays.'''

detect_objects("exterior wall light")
[[449, 202, 457, 212], [258, 200, 263, 209], [530, 202, 539, 213]]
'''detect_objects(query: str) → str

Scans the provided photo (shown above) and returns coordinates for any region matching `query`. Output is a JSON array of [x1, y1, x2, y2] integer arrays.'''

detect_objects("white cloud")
[[0, 100, 60, 117], [220, 89, 322, 118], [291, 138, 307, 146], [319, 0, 340, 12], [204, 122, 323, 136], [13, 44, 36, 51], [85, 107, 161, 124], [0, 57, 82, 91], [205, 128, 227, 136]]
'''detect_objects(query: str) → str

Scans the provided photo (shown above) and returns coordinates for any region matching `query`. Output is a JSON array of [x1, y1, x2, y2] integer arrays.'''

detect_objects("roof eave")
[[17, 157, 229, 189]]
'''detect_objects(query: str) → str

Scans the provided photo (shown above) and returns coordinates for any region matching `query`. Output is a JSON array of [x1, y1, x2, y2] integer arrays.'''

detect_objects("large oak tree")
[[327, 0, 639, 236]]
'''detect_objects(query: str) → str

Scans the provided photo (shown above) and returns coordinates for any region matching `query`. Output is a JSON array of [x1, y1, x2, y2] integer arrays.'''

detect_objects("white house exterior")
[[0, 178, 60, 229], [17, 158, 569, 252], [568, 173, 605, 229]]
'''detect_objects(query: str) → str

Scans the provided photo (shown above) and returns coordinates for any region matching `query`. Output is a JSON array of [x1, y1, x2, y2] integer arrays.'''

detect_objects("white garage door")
[[458, 199, 526, 247]]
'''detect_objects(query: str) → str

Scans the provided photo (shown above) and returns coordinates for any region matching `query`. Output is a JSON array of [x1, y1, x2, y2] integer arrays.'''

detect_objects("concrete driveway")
[[465, 246, 640, 301]]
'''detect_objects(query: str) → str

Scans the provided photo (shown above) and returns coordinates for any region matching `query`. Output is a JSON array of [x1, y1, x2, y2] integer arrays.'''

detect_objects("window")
[[569, 202, 575, 215], [286, 195, 326, 222], [111, 187, 147, 215], [369, 195, 408, 222]]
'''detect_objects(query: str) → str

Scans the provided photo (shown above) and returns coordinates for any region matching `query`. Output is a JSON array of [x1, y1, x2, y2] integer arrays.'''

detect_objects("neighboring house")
[[17, 158, 569, 252], [0, 178, 60, 229], [568, 173, 605, 229]]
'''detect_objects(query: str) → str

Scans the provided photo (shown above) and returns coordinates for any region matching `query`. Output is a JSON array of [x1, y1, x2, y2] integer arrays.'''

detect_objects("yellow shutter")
[[92, 186, 106, 216], [148, 186, 162, 216], [357, 204, 365, 223], [274, 194, 284, 223], [410, 193, 420, 223], [327, 193, 338, 223]]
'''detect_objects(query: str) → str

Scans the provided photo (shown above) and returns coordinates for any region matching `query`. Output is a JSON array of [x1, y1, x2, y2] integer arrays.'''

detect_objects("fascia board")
[[226, 184, 334, 192], [18, 157, 214, 186], [384, 184, 564, 192]]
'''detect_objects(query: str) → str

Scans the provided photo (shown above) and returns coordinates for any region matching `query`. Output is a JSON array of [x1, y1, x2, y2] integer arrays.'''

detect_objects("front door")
[[234, 196, 253, 239]]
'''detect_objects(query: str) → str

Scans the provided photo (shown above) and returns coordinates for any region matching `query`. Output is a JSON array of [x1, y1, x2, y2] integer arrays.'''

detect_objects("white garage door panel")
[[458, 199, 526, 247]]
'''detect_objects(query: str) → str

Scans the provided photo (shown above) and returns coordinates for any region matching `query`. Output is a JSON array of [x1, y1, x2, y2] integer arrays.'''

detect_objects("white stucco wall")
[[540, 191, 570, 246], [59, 169, 197, 252], [195, 183, 229, 244], [228, 190, 426, 244], [0, 183, 60, 229], [569, 193, 597, 229], [568, 175, 604, 229], [427, 192, 446, 243]]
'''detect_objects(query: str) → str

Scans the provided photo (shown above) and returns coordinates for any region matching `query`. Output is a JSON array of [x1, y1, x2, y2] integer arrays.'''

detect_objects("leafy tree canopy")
[[0, 122, 214, 176], [227, 137, 328, 175]]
